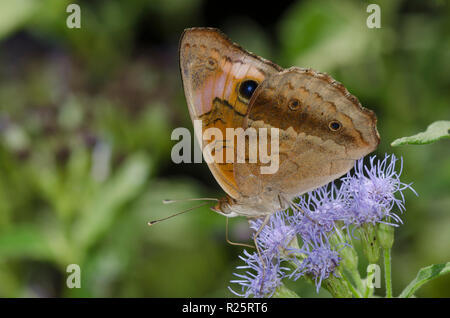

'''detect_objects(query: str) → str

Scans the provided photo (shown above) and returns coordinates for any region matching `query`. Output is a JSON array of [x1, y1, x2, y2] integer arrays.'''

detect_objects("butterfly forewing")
[[179, 28, 282, 200]]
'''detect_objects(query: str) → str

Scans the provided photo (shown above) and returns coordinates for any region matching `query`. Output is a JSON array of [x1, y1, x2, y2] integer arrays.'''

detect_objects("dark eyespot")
[[329, 120, 342, 131], [206, 57, 218, 70], [288, 98, 301, 111], [239, 80, 259, 100]]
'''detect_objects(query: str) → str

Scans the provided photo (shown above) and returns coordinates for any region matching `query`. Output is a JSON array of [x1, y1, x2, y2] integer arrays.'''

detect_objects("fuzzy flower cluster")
[[230, 154, 416, 297]]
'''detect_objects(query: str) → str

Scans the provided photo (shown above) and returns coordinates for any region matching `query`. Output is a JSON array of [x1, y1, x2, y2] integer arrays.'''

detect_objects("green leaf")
[[0, 225, 53, 260], [272, 284, 300, 298], [399, 262, 450, 298], [278, 0, 383, 72], [391, 121, 450, 146], [73, 153, 151, 253], [0, 0, 38, 39]]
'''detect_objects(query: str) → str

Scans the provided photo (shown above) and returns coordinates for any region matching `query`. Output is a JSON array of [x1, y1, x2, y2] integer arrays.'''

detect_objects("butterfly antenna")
[[148, 198, 219, 226], [162, 198, 218, 204]]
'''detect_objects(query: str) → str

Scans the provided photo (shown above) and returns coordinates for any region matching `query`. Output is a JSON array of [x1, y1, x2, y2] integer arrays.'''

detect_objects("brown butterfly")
[[179, 27, 380, 223]]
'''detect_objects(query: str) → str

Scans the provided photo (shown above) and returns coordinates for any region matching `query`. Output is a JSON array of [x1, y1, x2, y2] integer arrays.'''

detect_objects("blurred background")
[[0, 0, 449, 297]]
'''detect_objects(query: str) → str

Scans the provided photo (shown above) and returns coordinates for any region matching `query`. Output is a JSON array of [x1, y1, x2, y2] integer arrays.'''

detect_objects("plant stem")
[[384, 248, 393, 298], [363, 277, 373, 298], [342, 273, 361, 298], [350, 268, 365, 293]]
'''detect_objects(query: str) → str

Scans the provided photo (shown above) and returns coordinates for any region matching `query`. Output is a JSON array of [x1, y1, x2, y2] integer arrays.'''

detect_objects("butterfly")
[[179, 27, 380, 222]]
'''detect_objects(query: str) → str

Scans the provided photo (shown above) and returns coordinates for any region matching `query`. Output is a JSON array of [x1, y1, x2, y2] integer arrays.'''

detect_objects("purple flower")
[[229, 250, 289, 298], [229, 154, 417, 297], [249, 210, 297, 259], [292, 183, 346, 241], [340, 154, 417, 227], [289, 235, 341, 292]]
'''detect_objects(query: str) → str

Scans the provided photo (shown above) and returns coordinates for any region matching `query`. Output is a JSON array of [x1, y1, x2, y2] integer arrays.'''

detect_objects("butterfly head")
[[211, 196, 239, 217]]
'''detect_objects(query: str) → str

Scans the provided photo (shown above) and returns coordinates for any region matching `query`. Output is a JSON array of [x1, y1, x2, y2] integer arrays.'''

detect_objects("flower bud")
[[377, 223, 395, 249], [328, 230, 359, 271], [339, 244, 359, 271], [360, 225, 380, 264], [323, 274, 353, 298]]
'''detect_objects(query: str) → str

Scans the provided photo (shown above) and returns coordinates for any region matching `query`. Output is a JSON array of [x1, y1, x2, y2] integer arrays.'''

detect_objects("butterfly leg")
[[278, 194, 288, 210], [226, 214, 270, 295], [225, 217, 254, 249], [285, 195, 318, 224]]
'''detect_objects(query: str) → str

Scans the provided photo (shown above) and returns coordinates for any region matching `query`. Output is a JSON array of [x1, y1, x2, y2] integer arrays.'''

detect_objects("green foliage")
[[391, 121, 450, 146], [273, 284, 300, 298], [0, 0, 449, 297], [278, 0, 386, 71], [0, 0, 38, 39], [399, 263, 450, 298]]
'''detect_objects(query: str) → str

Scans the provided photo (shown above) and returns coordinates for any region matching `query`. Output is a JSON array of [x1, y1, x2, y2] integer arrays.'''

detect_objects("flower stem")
[[363, 277, 373, 298], [349, 268, 365, 293], [342, 273, 361, 298], [384, 247, 393, 298]]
